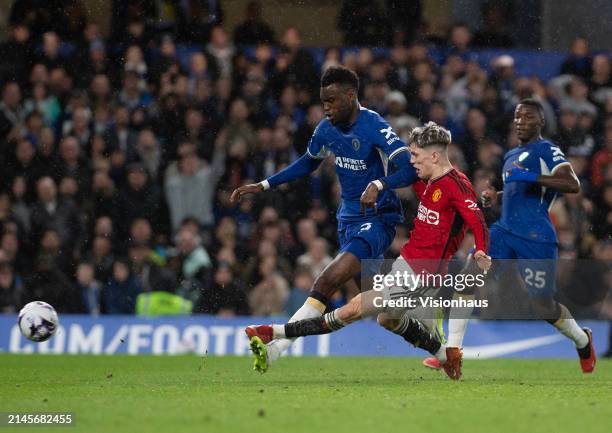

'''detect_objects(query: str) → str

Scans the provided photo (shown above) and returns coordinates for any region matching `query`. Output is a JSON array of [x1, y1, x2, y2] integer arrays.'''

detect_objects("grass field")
[[1, 355, 610, 433]]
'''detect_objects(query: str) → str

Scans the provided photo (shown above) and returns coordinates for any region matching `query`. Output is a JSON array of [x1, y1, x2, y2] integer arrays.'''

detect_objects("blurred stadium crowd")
[[0, 1, 610, 318]]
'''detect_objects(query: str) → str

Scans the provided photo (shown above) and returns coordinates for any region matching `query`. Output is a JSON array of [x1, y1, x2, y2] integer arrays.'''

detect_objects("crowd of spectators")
[[0, 1, 610, 321]]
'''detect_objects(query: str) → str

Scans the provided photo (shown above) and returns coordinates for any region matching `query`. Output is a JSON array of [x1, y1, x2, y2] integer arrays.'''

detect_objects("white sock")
[[447, 293, 474, 348], [435, 345, 447, 363], [447, 318, 469, 348], [272, 324, 285, 339], [551, 305, 588, 348], [266, 302, 322, 362]]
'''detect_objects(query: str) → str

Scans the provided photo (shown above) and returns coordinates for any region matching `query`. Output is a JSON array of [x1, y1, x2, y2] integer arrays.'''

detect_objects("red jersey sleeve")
[[448, 172, 490, 253]]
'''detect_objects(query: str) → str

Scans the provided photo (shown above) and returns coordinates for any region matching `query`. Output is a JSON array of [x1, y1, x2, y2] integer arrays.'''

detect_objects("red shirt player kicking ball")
[[246, 122, 491, 380]]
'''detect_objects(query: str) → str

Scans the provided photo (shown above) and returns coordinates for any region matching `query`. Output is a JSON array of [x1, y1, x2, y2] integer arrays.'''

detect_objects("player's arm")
[[535, 164, 580, 193], [380, 150, 418, 189], [231, 123, 327, 202], [376, 120, 419, 189], [480, 178, 503, 224], [451, 187, 491, 273], [361, 120, 417, 211], [506, 162, 580, 193], [230, 153, 323, 202], [505, 143, 580, 193], [360, 150, 417, 211]]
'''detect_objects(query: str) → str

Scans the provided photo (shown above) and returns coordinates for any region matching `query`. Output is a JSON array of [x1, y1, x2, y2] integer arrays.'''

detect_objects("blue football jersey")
[[497, 139, 570, 243], [307, 106, 408, 223]]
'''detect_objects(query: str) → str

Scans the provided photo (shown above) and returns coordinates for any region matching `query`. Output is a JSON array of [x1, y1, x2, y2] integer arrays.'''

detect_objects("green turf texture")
[[1, 355, 610, 433]]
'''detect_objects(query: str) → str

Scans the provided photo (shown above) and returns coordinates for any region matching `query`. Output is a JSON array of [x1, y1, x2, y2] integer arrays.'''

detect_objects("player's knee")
[[377, 314, 399, 330], [532, 298, 557, 318]]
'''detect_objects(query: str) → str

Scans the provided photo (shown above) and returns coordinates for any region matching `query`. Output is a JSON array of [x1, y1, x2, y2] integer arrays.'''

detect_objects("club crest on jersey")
[[352, 138, 360, 150], [518, 151, 530, 162], [432, 188, 442, 202]]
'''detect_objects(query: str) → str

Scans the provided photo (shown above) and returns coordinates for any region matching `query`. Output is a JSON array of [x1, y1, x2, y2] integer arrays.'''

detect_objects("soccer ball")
[[18, 301, 59, 342]]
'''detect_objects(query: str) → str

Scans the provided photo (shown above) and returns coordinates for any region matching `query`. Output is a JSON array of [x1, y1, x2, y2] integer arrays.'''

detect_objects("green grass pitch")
[[1, 355, 610, 433]]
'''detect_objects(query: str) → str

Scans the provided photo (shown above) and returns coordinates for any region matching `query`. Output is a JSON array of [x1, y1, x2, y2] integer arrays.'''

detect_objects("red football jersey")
[[400, 168, 489, 273]]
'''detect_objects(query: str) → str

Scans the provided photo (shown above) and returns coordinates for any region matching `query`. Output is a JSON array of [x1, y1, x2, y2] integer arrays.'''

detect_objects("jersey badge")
[[432, 188, 442, 202]]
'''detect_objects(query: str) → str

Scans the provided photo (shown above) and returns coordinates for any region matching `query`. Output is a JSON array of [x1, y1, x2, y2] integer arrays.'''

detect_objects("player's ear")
[[431, 149, 439, 162], [346, 87, 356, 100]]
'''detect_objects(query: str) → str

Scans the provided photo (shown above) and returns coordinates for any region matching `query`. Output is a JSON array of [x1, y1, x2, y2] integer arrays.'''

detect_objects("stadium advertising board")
[[0, 315, 607, 358]]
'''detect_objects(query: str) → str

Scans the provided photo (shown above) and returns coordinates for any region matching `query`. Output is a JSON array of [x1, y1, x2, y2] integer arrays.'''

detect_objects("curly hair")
[[321, 66, 359, 91], [409, 122, 452, 148]]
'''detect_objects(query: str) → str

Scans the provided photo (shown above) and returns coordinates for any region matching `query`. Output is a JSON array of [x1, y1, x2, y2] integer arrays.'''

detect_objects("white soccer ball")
[[18, 301, 59, 342]]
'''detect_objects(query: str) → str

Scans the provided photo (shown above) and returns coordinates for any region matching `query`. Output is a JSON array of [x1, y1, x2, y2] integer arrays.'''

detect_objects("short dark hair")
[[518, 98, 544, 120], [410, 122, 452, 149], [321, 66, 359, 91]]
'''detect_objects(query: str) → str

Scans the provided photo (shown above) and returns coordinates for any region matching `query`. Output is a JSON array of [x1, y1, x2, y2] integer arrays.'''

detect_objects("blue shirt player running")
[[423, 99, 596, 376], [231, 66, 417, 372]]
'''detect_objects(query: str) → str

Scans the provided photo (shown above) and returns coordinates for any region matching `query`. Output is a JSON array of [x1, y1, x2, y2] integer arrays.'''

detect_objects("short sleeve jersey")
[[498, 139, 570, 243]]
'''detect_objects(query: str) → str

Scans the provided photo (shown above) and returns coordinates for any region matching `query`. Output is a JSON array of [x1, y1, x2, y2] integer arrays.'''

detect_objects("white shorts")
[[372, 256, 441, 323]]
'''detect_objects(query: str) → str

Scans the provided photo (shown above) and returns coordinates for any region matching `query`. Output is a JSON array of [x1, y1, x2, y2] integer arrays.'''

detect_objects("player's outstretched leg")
[[249, 288, 397, 344], [274, 290, 366, 339], [538, 300, 596, 373], [246, 252, 361, 371], [248, 287, 454, 377], [244, 292, 368, 366]]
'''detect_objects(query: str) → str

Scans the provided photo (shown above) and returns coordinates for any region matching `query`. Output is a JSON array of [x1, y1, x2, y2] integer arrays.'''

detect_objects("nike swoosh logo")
[[463, 334, 566, 359]]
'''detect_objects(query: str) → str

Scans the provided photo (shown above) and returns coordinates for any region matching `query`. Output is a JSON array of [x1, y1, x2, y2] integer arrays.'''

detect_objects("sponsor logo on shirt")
[[464, 199, 478, 210], [335, 156, 367, 171], [417, 203, 440, 225], [380, 126, 400, 145], [551, 146, 566, 162]]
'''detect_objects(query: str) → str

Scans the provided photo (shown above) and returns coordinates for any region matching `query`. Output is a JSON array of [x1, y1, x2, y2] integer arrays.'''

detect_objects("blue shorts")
[[337, 219, 396, 262], [490, 224, 558, 298]]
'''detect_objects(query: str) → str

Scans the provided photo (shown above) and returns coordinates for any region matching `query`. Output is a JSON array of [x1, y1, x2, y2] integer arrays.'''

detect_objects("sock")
[[266, 297, 326, 362], [548, 304, 589, 349], [284, 310, 346, 338], [434, 345, 447, 363], [447, 319, 469, 348], [272, 324, 285, 338], [391, 315, 441, 356], [447, 293, 475, 348]]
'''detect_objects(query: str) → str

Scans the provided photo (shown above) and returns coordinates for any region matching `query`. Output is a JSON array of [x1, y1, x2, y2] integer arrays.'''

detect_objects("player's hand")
[[480, 181, 497, 208], [505, 163, 539, 184], [473, 250, 492, 275], [360, 182, 380, 214], [230, 183, 264, 203]]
